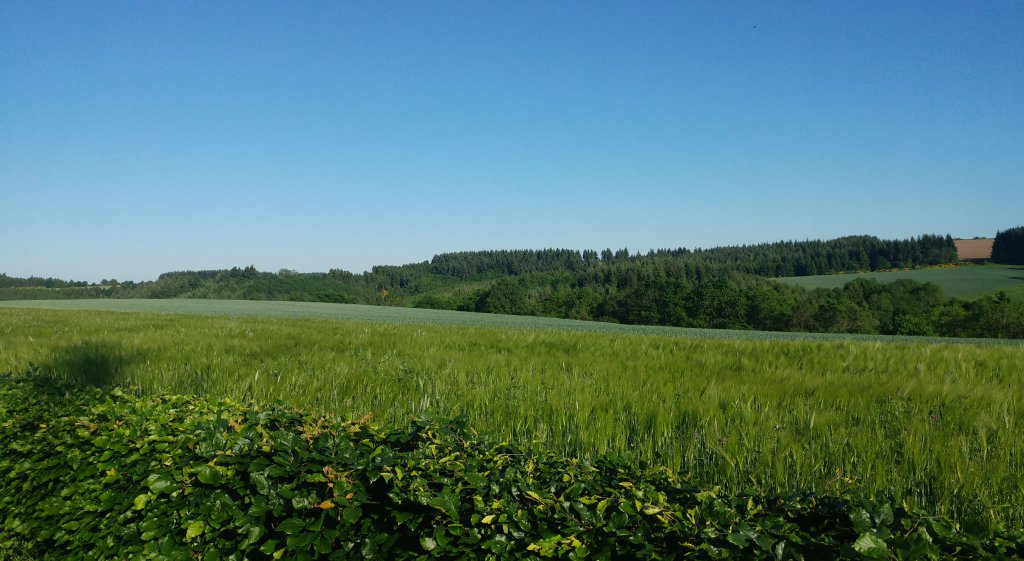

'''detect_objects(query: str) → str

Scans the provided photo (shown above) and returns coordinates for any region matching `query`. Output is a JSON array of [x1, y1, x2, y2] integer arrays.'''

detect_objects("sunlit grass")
[[1, 298, 1018, 344], [777, 263, 1024, 300], [1, 306, 1021, 527]]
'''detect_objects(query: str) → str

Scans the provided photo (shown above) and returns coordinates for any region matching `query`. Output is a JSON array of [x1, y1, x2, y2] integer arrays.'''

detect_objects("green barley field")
[[0, 301, 1021, 527], [777, 263, 1024, 300]]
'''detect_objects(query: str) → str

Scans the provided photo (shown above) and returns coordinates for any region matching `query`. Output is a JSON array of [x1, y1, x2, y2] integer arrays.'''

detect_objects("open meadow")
[[0, 301, 1021, 529], [776, 263, 1024, 301]]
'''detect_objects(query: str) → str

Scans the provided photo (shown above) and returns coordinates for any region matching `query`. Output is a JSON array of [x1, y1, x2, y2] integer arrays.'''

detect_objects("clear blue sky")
[[2, 1, 1022, 282]]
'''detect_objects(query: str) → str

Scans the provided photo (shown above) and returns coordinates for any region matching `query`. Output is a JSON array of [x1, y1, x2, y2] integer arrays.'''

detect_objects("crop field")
[[1, 304, 1021, 528], [954, 238, 994, 260], [0, 298, 1017, 345], [777, 263, 1024, 300]]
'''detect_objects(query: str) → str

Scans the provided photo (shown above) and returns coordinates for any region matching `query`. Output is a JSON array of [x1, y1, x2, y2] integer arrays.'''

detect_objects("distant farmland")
[[777, 263, 1024, 300], [954, 237, 994, 261]]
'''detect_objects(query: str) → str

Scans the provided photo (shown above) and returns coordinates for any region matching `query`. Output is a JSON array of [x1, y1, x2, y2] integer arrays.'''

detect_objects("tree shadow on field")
[[40, 341, 139, 388]]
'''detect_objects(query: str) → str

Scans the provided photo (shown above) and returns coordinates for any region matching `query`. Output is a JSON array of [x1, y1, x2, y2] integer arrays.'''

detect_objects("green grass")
[[776, 263, 1024, 300], [1, 305, 1021, 527], [0, 297, 1018, 345]]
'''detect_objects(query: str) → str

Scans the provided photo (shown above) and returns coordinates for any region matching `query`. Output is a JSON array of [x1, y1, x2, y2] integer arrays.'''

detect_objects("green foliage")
[[991, 226, 1024, 265], [778, 263, 1024, 301], [2, 373, 1021, 560], [0, 233, 973, 337], [4, 232, 1021, 339], [0, 273, 91, 289], [1, 306, 1022, 529], [0, 286, 111, 300], [9, 264, 1023, 338], [427, 235, 958, 280], [475, 278, 531, 316]]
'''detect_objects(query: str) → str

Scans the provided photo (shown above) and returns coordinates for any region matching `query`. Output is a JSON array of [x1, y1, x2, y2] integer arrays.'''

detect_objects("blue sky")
[[2, 1, 1022, 282]]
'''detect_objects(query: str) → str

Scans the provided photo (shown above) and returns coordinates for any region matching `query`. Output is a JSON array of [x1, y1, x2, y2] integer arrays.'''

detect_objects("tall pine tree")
[[991, 226, 1024, 264]]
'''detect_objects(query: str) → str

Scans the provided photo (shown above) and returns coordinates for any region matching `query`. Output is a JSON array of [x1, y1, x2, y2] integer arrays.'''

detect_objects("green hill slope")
[[777, 264, 1024, 300]]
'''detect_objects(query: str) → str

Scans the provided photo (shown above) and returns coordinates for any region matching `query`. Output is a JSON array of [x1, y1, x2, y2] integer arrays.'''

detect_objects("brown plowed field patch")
[[955, 238, 993, 260]]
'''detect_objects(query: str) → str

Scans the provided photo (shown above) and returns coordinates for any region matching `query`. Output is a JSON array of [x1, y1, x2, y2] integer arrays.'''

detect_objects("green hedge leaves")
[[1, 373, 1021, 560]]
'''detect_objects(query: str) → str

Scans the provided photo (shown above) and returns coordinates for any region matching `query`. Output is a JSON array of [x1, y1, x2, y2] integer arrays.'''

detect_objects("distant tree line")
[[3, 232, 1021, 338], [418, 258, 1023, 338], [422, 235, 958, 281], [992, 226, 1024, 265], [0, 274, 91, 289]]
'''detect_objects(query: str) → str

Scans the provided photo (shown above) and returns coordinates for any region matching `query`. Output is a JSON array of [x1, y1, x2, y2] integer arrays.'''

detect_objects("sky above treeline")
[[2, 1, 1022, 282]]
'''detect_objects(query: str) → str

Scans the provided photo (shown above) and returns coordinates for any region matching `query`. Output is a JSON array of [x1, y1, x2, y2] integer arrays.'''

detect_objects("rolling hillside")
[[777, 264, 1024, 300]]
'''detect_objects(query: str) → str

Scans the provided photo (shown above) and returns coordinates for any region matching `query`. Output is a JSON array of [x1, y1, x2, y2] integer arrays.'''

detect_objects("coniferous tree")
[[991, 226, 1024, 264]]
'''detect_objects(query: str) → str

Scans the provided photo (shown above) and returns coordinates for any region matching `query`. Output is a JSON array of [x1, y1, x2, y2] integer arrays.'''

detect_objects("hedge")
[[1, 372, 1021, 560]]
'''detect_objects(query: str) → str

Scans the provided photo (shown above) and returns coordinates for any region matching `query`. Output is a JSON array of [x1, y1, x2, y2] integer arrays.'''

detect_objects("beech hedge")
[[1, 372, 1021, 560]]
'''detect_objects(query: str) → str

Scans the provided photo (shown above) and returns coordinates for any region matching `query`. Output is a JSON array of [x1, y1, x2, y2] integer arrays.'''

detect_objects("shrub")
[[1, 372, 1021, 560]]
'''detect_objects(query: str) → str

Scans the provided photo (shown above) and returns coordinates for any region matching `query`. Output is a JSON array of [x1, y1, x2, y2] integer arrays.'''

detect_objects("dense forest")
[[992, 226, 1024, 265], [0, 275, 92, 289], [3, 233, 1022, 338]]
